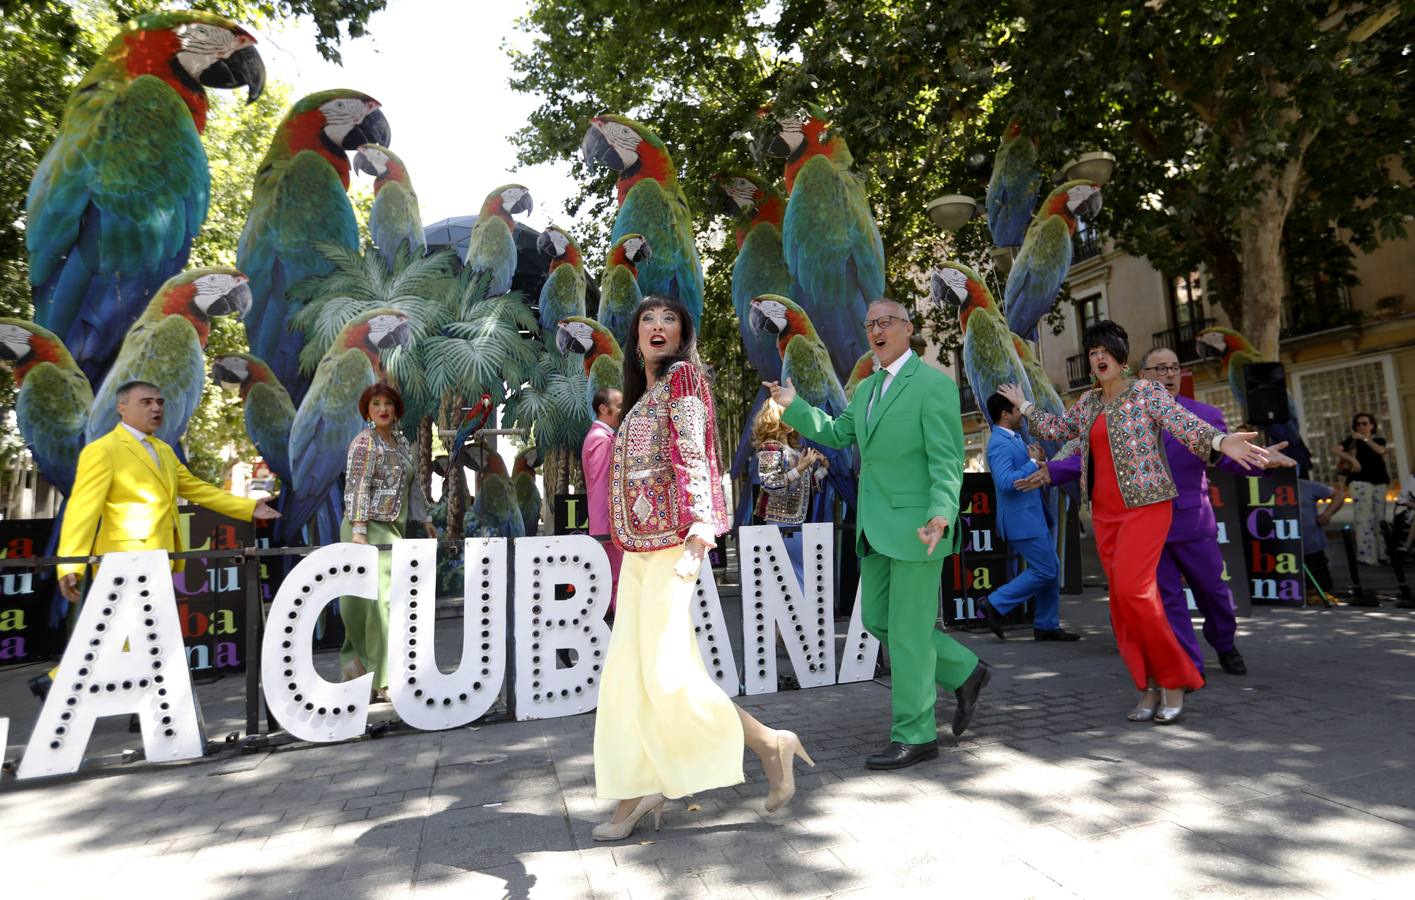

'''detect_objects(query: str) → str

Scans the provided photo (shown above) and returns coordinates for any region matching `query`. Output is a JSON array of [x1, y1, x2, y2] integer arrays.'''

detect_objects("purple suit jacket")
[[1046, 395, 1244, 542]]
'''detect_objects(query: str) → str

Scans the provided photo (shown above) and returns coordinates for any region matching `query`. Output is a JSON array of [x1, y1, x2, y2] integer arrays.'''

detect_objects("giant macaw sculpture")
[[985, 119, 1043, 249], [536, 225, 586, 336], [763, 104, 880, 383], [931, 263, 1033, 434], [582, 114, 703, 325], [1003, 180, 1103, 342], [0, 320, 92, 495], [1197, 326, 1312, 475], [27, 10, 265, 387], [238, 89, 391, 404], [595, 234, 651, 348], [557, 316, 624, 419], [465, 184, 533, 299], [354, 143, 424, 269]]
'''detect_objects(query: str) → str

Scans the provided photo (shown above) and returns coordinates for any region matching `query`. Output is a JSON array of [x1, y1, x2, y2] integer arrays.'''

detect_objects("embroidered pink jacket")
[[1026, 378, 1222, 509], [610, 361, 729, 552]]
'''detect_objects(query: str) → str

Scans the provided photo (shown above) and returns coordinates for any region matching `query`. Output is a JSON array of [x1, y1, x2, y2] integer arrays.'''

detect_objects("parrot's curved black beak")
[[581, 124, 624, 171], [1195, 336, 1224, 360], [381, 318, 413, 350], [535, 231, 557, 259], [209, 282, 254, 319], [508, 191, 533, 216], [1078, 188, 1103, 220], [748, 304, 773, 335], [200, 46, 266, 104], [344, 108, 391, 152], [554, 324, 584, 355], [210, 360, 239, 389], [630, 239, 652, 266], [353, 150, 381, 178], [763, 131, 798, 161]]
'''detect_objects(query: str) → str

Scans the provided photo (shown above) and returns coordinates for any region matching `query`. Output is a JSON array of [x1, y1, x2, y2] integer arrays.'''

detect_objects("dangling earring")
[[637, 350, 645, 366]]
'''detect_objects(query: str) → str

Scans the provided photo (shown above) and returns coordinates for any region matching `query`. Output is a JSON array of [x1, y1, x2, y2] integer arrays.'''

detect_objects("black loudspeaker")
[[1244, 362, 1291, 424]]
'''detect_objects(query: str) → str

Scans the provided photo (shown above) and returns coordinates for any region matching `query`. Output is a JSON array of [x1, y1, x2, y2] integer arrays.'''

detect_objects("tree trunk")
[[1239, 196, 1287, 361], [447, 466, 467, 548], [417, 416, 433, 505]]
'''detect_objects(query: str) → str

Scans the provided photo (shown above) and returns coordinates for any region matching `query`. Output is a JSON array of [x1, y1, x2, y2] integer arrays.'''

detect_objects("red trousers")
[[1090, 416, 1204, 692]]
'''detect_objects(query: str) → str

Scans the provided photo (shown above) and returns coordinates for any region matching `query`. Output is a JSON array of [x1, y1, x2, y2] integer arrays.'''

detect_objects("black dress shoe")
[[1217, 649, 1247, 675], [1033, 627, 1082, 642], [865, 740, 939, 770], [952, 660, 992, 737], [28, 673, 52, 702], [977, 598, 1006, 640]]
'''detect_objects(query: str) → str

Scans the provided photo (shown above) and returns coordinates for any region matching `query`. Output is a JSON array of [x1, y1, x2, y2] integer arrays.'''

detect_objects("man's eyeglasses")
[[862, 315, 906, 331], [1140, 364, 1182, 376]]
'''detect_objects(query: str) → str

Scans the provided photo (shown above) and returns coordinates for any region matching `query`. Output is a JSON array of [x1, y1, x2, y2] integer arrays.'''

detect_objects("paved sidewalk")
[[3, 575, 1414, 899]]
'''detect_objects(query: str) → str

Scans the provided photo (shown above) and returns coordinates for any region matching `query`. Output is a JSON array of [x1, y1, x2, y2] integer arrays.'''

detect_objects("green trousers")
[[860, 552, 979, 744], [338, 513, 405, 691]]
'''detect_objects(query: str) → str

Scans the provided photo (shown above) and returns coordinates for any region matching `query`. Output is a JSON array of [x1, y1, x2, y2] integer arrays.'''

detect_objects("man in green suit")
[[766, 299, 990, 769]]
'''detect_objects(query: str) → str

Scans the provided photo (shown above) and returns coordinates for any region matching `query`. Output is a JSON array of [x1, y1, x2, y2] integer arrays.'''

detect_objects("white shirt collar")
[[878, 348, 913, 380], [592, 419, 615, 435], [994, 425, 1016, 438], [120, 422, 151, 443]]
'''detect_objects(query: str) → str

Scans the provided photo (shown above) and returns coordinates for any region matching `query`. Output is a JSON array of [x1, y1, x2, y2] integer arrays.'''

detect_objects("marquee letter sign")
[[388, 538, 507, 729], [260, 543, 376, 743], [691, 559, 740, 696], [511, 536, 612, 720], [19, 551, 204, 779], [740, 524, 837, 695], [835, 583, 881, 684]]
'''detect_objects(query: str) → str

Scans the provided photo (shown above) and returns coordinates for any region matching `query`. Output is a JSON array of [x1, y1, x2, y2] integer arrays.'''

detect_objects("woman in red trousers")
[[999, 322, 1269, 723]]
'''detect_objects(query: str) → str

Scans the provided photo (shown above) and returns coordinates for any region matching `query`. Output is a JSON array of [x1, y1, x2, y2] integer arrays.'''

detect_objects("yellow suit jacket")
[[56, 425, 258, 578]]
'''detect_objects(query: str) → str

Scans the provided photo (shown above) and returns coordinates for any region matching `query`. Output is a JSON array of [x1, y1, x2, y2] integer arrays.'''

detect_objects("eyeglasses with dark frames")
[[1140, 364, 1182, 376], [861, 315, 906, 331]]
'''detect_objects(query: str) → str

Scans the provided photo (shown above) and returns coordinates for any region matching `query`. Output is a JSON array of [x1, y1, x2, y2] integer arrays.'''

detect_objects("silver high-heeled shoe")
[[765, 730, 816, 813], [1126, 689, 1161, 722], [592, 793, 665, 841], [1154, 690, 1185, 725]]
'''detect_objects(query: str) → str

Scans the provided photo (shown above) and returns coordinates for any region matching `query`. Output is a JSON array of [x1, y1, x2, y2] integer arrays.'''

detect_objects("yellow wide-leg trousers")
[[593, 546, 744, 800]]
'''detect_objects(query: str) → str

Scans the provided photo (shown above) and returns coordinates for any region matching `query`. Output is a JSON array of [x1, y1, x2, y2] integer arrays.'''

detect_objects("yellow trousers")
[[593, 546, 744, 800]]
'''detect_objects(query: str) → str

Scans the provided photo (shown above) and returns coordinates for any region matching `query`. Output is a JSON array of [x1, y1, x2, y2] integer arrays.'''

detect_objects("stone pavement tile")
[[414, 851, 591, 898], [1301, 764, 1415, 829]]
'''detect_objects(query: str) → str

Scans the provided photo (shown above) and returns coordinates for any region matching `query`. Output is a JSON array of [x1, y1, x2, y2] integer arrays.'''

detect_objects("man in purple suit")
[[1027, 348, 1294, 675]]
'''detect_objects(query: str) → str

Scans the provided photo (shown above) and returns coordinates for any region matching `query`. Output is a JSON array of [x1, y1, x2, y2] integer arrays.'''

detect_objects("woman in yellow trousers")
[[592, 294, 813, 841]]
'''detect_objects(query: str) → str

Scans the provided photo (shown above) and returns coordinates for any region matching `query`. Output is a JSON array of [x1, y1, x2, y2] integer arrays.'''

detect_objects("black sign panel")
[[1212, 467, 1305, 606], [942, 473, 1036, 630], [0, 518, 65, 666]]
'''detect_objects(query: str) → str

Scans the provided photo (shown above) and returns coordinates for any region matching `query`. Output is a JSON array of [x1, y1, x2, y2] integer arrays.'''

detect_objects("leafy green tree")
[[510, 0, 1413, 377]]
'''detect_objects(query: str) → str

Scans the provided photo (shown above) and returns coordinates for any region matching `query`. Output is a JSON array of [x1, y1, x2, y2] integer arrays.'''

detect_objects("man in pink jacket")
[[582, 387, 624, 613]]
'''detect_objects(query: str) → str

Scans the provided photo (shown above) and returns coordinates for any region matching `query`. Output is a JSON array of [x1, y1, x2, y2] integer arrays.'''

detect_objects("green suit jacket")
[[783, 353, 964, 561]]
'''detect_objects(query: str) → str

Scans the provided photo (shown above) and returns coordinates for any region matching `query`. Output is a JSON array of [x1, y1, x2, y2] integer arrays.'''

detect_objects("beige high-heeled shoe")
[[592, 793, 665, 841], [765, 730, 816, 813]]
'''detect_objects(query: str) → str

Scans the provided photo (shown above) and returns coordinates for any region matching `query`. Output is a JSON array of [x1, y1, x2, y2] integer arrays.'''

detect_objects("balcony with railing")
[[1072, 225, 1103, 264], [1281, 285, 1358, 340], [1066, 353, 1091, 389], [1150, 317, 1215, 364]]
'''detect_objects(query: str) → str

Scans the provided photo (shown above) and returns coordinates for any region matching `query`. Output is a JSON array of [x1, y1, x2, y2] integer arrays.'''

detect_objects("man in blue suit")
[[978, 392, 1081, 642]]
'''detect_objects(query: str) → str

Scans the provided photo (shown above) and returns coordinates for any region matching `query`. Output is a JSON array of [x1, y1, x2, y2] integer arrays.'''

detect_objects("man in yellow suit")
[[32, 381, 279, 702], [56, 380, 279, 597]]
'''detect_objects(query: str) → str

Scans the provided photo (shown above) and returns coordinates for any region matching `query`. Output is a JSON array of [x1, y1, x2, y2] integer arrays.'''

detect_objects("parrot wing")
[[986, 139, 1042, 249], [1003, 215, 1072, 342], [463, 216, 517, 299], [285, 348, 374, 538], [538, 265, 587, 337], [597, 266, 641, 348], [472, 474, 526, 539], [781, 155, 879, 383], [369, 182, 425, 270], [962, 309, 1034, 435], [16, 363, 93, 496], [29, 76, 208, 385], [781, 333, 855, 507], [84, 315, 205, 453], [732, 224, 790, 381], [238, 150, 359, 403], [246, 380, 296, 487], [513, 471, 542, 536], [586, 354, 624, 418], [612, 180, 703, 325]]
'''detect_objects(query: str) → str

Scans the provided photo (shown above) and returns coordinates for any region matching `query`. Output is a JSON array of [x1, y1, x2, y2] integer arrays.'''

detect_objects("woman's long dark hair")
[[621, 294, 701, 413], [1351, 412, 1379, 434]]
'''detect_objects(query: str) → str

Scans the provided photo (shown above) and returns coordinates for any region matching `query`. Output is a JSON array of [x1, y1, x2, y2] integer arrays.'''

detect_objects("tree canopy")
[[509, 0, 1412, 390]]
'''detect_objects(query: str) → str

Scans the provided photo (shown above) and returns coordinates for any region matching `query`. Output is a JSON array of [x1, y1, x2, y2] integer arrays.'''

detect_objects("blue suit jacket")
[[987, 426, 1049, 541]]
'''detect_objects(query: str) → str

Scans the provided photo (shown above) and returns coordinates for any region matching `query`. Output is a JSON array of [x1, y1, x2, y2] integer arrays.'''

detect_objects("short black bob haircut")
[[1081, 320, 1130, 366]]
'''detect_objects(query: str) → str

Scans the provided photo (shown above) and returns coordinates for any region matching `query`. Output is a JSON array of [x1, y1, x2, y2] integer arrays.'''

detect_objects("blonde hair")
[[751, 399, 800, 449]]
